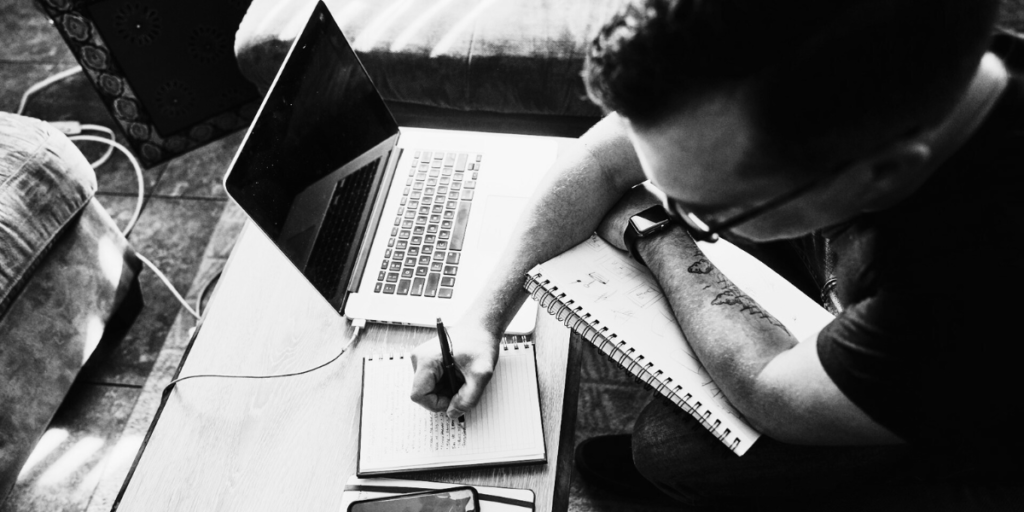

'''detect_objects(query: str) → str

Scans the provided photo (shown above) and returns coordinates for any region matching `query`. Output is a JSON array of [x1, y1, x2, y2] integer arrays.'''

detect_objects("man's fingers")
[[409, 360, 448, 412], [446, 369, 493, 419]]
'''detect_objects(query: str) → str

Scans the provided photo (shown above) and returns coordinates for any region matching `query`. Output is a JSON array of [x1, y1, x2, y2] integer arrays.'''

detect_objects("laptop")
[[224, 1, 566, 333]]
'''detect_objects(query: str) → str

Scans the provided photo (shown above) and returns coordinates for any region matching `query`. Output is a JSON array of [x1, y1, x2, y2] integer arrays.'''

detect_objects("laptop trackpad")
[[478, 195, 527, 252]]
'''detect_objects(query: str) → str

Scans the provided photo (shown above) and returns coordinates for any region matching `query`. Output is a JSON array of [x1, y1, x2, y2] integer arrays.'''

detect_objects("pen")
[[436, 317, 466, 425]]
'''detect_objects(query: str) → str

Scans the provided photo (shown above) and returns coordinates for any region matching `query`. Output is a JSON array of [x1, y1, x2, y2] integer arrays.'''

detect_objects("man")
[[410, 0, 1024, 508]]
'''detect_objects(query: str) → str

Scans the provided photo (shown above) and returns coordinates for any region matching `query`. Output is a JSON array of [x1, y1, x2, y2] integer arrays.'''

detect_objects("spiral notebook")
[[358, 337, 546, 475], [526, 234, 833, 456]]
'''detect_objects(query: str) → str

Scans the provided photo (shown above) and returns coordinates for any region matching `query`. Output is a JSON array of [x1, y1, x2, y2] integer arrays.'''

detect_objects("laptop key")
[[383, 284, 396, 294], [449, 201, 472, 250], [415, 266, 428, 277], [378, 271, 386, 281], [456, 153, 468, 171], [411, 236, 422, 245], [444, 265, 458, 276], [391, 227, 398, 236], [387, 272, 399, 283], [442, 210, 454, 220], [385, 249, 392, 258], [374, 283, 382, 293], [397, 279, 411, 295], [430, 261, 443, 272], [396, 240, 407, 250], [390, 262, 402, 271], [427, 225, 438, 234], [410, 277, 425, 296], [439, 230, 450, 240], [404, 257, 417, 266], [476, 154, 482, 162], [442, 220, 452, 229], [401, 268, 413, 279], [464, 180, 476, 189], [432, 205, 444, 214], [461, 190, 475, 200], [408, 247, 420, 257], [441, 276, 455, 287], [392, 250, 403, 260], [433, 251, 445, 261], [448, 191, 460, 200], [446, 252, 460, 264], [438, 287, 454, 299], [421, 245, 432, 254], [428, 178, 437, 186], [413, 226, 425, 235], [402, 220, 414, 229], [418, 255, 431, 266], [425, 273, 440, 297], [425, 235, 436, 244], [437, 241, 448, 250], [445, 153, 457, 166], [399, 230, 410, 239]]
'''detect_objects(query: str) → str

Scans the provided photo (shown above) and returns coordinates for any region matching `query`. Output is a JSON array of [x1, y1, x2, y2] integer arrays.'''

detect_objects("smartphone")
[[347, 487, 480, 512]]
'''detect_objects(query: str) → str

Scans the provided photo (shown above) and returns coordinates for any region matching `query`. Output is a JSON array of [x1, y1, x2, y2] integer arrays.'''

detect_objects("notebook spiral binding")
[[365, 336, 534, 361], [525, 273, 743, 454]]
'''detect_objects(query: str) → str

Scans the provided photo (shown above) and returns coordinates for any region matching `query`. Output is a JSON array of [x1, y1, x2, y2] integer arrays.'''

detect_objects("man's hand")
[[409, 321, 501, 419], [596, 182, 662, 251]]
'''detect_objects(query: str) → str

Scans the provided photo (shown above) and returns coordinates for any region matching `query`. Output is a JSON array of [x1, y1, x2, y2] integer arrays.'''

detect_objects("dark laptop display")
[[225, 5, 399, 310]]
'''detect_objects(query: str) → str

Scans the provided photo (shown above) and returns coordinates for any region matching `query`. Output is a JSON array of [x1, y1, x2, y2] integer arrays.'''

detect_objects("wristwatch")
[[623, 205, 673, 266]]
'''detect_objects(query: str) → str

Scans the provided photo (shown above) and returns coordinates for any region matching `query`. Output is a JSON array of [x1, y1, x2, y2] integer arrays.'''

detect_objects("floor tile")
[[0, 384, 140, 512], [203, 199, 247, 260], [153, 130, 244, 199], [0, 61, 61, 114], [0, 0, 75, 64], [79, 197, 226, 386]]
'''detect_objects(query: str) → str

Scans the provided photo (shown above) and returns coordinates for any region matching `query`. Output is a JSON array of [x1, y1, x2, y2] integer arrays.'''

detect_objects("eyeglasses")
[[642, 176, 826, 243]]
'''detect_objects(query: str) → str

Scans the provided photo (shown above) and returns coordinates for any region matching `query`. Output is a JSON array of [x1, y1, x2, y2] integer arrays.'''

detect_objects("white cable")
[[16, 66, 83, 115], [67, 134, 144, 237], [79, 124, 116, 168], [137, 253, 201, 321]]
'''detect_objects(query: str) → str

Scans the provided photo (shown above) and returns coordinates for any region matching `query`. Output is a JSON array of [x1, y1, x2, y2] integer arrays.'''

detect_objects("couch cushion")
[[0, 113, 96, 316], [235, 0, 626, 120]]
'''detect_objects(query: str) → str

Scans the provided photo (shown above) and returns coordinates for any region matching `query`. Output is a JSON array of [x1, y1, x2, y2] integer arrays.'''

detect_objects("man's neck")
[[922, 52, 1009, 172]]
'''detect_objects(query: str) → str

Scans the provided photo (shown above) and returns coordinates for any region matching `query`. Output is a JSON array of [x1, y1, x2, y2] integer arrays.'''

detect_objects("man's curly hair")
[[583, 0, 1000, 174]]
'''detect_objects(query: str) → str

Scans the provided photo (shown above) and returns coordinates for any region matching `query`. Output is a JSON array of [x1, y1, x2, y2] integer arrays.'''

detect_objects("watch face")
[[632, 206, 672, 234]]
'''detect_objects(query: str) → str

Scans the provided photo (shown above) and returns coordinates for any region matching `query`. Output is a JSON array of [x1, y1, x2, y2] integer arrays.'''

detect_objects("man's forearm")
[[638, 226, 798, 426], [470, 114, 647, 334]]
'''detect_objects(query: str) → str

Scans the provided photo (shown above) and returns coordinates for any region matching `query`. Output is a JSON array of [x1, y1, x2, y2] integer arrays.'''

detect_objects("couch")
[[234, 0, 628, 137], [0, 113, 142, 500]]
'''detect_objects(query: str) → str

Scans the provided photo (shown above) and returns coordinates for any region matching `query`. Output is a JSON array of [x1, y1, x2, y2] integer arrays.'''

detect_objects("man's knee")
[[631, 398, 738, 504]]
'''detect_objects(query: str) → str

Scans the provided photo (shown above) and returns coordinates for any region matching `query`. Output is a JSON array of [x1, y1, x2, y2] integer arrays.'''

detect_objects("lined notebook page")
[[359, 344, 545, 475]]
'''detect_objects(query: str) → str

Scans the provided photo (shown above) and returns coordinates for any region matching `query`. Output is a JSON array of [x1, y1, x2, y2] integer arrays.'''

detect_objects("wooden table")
[[113, 222, 582, 511]]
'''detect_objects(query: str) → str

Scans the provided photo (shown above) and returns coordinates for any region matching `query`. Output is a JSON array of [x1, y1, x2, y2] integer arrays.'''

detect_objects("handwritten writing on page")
[[359, 346, 545, 474]]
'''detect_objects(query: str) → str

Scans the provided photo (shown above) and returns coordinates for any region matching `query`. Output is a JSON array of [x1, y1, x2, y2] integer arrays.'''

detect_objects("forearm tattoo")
[[687, 254, 789, 333]]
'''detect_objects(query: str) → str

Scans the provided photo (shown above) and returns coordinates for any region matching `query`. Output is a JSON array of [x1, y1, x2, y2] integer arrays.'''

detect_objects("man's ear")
[[857, 141, 932, 211]]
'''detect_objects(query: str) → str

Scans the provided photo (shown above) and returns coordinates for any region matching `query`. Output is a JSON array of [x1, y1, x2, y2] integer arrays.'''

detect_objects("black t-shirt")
[[816, 44, 1024, 455]]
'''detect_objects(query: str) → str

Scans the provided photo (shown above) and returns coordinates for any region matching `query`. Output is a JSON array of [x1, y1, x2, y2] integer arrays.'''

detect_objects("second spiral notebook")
[[358, 339, 546, 475], [526, 234, 833, 456]]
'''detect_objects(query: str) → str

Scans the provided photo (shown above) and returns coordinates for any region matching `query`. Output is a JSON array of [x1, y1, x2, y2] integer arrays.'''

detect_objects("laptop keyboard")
[[307, 158, 381, 299], [374, 150, 482, 298]]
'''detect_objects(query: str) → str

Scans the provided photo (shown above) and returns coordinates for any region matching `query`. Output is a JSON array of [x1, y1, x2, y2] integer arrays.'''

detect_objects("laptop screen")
[[225, 2, 399, 310]]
